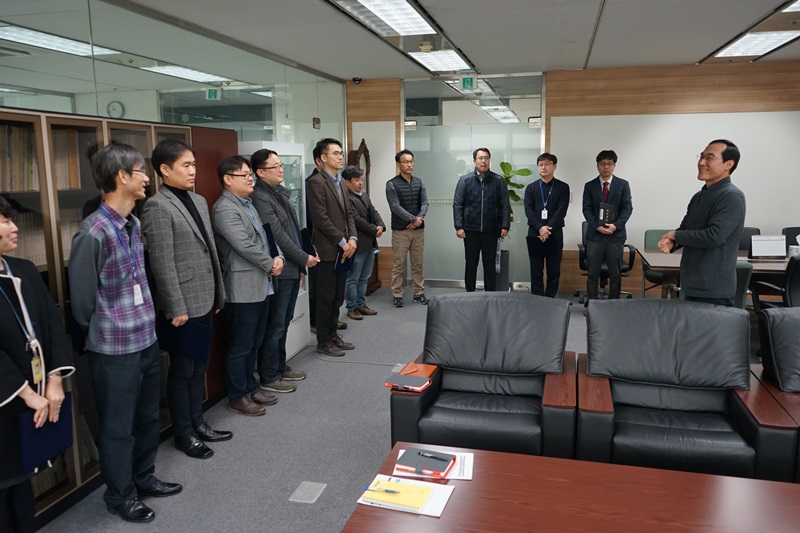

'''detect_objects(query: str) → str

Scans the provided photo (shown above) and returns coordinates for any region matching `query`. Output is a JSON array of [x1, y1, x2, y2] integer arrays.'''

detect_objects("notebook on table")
[[357, 474, 455, 517]]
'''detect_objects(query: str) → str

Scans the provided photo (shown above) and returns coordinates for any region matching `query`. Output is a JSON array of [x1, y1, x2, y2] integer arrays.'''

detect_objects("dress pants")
[[528, 229, 563, 298], [346, 251, 375, 310], [258, 277, 300, 384], [88, 342, 161, 507], [307, 265, 317, 326], [225, 297, 270, 403], [316, 261, 347, 345], [463, 230, 499, 292], [685, 295, 735, 307], [164, 311, 212, 437], [390, 229, 425, 297], [586, 238, 624, 300], [0, 480, 34, 533]]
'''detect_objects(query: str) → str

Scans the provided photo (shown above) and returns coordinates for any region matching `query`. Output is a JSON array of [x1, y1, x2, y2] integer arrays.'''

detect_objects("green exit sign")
[[205, 88, 222, 100], [460, 76, 476, 90]]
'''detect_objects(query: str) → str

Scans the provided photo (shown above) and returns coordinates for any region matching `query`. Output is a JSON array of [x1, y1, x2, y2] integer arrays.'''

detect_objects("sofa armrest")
[[752, 364, 800, 424], [730, 371, 798, 482], [542, 352, 577, 459], [576, 353, 614, 462], [389, 368, 442, 447]]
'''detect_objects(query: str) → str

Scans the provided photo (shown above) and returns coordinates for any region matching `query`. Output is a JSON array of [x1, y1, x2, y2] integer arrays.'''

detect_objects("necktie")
[[602, 181, 609, 202]]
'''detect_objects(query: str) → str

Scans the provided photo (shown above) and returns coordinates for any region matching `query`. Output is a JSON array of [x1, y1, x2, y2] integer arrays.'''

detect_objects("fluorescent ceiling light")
[[0, 26, 118, 56], [140, 65, 230, 83], [409, 50, 469, 72], [334, 0, 434, 37], [784, 1, 800, 12], [716, 31, 800, 57]]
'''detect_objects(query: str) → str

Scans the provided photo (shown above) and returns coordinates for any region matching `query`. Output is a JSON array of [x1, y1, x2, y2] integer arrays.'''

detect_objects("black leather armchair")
[[390, 292, 576, 458], [577, 299, 797, 481]]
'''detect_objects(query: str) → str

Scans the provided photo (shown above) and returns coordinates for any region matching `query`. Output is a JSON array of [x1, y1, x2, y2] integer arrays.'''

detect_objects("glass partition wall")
[[403, 77, 543, 285]]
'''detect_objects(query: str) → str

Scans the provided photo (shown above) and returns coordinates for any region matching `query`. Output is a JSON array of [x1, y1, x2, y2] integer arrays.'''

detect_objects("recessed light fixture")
[[140, 65, 230, 83], [0, 26, 118, 56], [715, 31, 800, 57], [333, 0, 434, 36], [408, 50, 469, 72], [784, 1, 800, 12]]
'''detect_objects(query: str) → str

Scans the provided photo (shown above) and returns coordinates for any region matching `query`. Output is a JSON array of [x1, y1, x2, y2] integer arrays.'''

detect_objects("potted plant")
[[499, 161, 530, 219]]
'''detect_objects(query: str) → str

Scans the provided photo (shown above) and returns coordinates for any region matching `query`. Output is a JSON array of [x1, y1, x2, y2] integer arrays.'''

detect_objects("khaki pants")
[[391, 229, 425, 297]]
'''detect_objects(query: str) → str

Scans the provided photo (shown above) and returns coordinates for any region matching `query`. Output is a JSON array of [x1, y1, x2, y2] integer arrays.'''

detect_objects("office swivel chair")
[[575, 221, 636, 303], [739, 226, 761, 251], [641, 229, 672, 297], [666, 262, 752, 309], [752, 256, 800, 312]]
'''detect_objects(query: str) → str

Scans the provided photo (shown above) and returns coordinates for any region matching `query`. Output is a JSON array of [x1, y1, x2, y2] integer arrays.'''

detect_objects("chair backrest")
[[758, 307, 800, 392], [423, 293, 570, 394], [734, 262, 753, 310], [781, 226, 800, 253], [587, 299, 750, 390], [785, 255, 800, 307], [739, 226, 761, 251], [643, 229, 671, 249]]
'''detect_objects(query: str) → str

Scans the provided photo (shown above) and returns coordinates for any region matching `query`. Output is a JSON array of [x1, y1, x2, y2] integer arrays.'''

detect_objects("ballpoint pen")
[[363, 486, 401, 494], [419, 451, 451, 462]]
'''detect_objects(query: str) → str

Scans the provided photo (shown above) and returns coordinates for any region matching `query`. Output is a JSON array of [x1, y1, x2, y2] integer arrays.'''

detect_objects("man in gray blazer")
[[142, 140, 231, 458], [212, 155, 283, 416], [251, 148, 319, 394]]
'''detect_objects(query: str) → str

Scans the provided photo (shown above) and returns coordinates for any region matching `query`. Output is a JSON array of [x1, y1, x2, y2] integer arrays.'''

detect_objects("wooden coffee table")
[[342, 442, 800, 532]]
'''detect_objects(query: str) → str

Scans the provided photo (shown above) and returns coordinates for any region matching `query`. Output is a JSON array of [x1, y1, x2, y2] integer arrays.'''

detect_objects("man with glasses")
[[251, 149, 319, 393], [70, 142, 181, 523], [212, 156, 283, 416], [307, 138, 357, 356], [453, 148, 510, 292], [386, 149, 429, 307], [524, 153, 570, 297], [582, 150, 633, 303], [657, 140, 745, 307]]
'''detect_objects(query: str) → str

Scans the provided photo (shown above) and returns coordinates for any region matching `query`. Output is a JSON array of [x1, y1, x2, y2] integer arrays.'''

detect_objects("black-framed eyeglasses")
[[261, 163, 284, 170]]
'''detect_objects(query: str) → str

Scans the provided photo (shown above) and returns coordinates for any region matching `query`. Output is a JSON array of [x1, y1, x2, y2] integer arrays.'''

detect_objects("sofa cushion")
[[418, 391, 542, 454], [423, 293, 569, 375], [758, 307, 800, 392], [588, 299, 750, 389], [612, 381, 728, 413], [612, 405, 755, 477], [441, 369, 545, 396]]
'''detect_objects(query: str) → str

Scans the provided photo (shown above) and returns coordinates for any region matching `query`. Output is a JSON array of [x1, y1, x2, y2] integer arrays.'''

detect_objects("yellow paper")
[[362, 479, 433, 512]]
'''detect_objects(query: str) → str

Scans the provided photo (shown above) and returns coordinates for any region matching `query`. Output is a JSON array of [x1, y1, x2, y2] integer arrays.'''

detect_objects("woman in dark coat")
[[0, 196, 75, 532]]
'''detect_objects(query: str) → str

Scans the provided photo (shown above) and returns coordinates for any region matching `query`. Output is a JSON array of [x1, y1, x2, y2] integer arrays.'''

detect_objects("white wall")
[[73, 90, 160, 122], [550, 111, 800, 249], [351, 121, 396, 248]]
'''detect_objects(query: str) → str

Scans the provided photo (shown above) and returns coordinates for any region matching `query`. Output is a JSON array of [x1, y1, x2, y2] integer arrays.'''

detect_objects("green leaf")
[[507, 182, 524, 189], [510, 168, 532, 177], [499, 161, 512, 177], [508, 191, 522, 203]]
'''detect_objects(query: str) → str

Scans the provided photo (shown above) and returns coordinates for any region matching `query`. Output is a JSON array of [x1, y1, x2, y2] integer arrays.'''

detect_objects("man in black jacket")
[[453, 148, 510, 292]]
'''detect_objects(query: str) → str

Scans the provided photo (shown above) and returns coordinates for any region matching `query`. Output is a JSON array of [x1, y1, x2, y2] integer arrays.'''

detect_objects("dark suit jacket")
[[251, 179, 309, 280], [347, 189, 385, 254], [582, 175, 633, 242], [142, 187, 224, 318], [307, 170, 357, 262]]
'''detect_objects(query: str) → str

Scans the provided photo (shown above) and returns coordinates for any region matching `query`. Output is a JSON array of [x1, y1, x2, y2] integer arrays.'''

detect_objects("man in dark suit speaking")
[[581, 150, 633, 302]]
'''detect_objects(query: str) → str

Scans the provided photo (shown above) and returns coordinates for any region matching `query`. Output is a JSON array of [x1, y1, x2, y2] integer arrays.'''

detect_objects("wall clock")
[[106, 100, 125, 119]]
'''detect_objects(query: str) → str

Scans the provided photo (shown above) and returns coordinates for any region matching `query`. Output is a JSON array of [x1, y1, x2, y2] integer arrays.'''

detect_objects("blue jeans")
[[346, 251, 375, 310], [258, 277, 299, 384], [225, 297, 269, 403]]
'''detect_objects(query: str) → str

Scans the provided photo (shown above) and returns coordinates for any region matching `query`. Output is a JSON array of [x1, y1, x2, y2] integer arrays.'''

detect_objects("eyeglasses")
[[261, 163, 284, 170], [132, 168, 149, 176], [697, 153, 718, 162], [475, 156, 490, 161], [227, 172, 254, 180], [538, 162, 554, 167], [597, 161, 615, 167]]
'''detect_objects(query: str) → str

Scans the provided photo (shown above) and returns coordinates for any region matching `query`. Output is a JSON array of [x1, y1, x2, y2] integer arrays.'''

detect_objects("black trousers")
[[464, 230, 499, 292], [586, 238, 624, 300], [685, 295, 735, 307], [315, 261, 347, 344], [528, 229, 563, 298], [0, 480, 34, 533], [88, 342, 161, 507], [164, 311, 212, 437], [307, 264, 317, 326]]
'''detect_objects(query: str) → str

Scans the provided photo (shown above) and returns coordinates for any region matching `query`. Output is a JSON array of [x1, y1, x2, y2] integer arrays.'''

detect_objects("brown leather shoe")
[[228, 396, 266, 416], [316, 341, 345, 356], [251, 391, 279, 406], [358, 306, 378, 316], [347, 309, 363, 320], [330, 335, 355, 350], [336, 320, 347, 330]]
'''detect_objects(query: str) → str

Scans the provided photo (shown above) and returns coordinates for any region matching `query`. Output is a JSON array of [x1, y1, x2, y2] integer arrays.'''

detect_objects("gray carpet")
[[40, 287, 588, 533]]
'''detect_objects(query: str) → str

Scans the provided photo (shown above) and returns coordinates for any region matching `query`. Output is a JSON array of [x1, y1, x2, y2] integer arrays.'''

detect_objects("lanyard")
[[539, 179, 553, 209], [99, 205, 139, 282]]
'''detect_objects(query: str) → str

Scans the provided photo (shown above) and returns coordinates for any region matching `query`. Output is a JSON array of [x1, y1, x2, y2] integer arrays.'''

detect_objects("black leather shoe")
[[138, 479, 183, 498], [108, 498, 155, 523], [195, 422, 233, 442], [175, 435, 214, 459]]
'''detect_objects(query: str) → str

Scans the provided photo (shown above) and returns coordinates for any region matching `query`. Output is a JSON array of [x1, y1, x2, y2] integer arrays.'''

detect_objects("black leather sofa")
[[577, 299, 797, 481], [390, 292, 576, 458]]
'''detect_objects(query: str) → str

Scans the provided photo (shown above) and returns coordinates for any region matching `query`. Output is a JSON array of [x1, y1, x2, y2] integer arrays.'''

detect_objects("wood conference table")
[[638, 248, 788, 298], [342, 442, 800, 533]]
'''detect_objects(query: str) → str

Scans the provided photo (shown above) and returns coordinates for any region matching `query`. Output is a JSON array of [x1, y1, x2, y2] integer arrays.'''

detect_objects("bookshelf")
[[0, 107, 196, 519]]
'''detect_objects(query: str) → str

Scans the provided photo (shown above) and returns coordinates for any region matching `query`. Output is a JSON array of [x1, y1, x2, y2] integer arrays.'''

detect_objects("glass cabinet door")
[[282, 155, 305, 227]]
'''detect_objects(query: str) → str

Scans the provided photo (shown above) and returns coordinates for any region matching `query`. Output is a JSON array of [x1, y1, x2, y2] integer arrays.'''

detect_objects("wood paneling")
[[345, 78, 402, 153], [545, 61, 800, 150]]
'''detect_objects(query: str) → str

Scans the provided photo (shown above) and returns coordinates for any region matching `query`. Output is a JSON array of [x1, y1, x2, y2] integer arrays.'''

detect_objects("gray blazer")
[[142, 187, 224, 318], [212, 189, 274, 303], [251, 179, 309, 280]]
